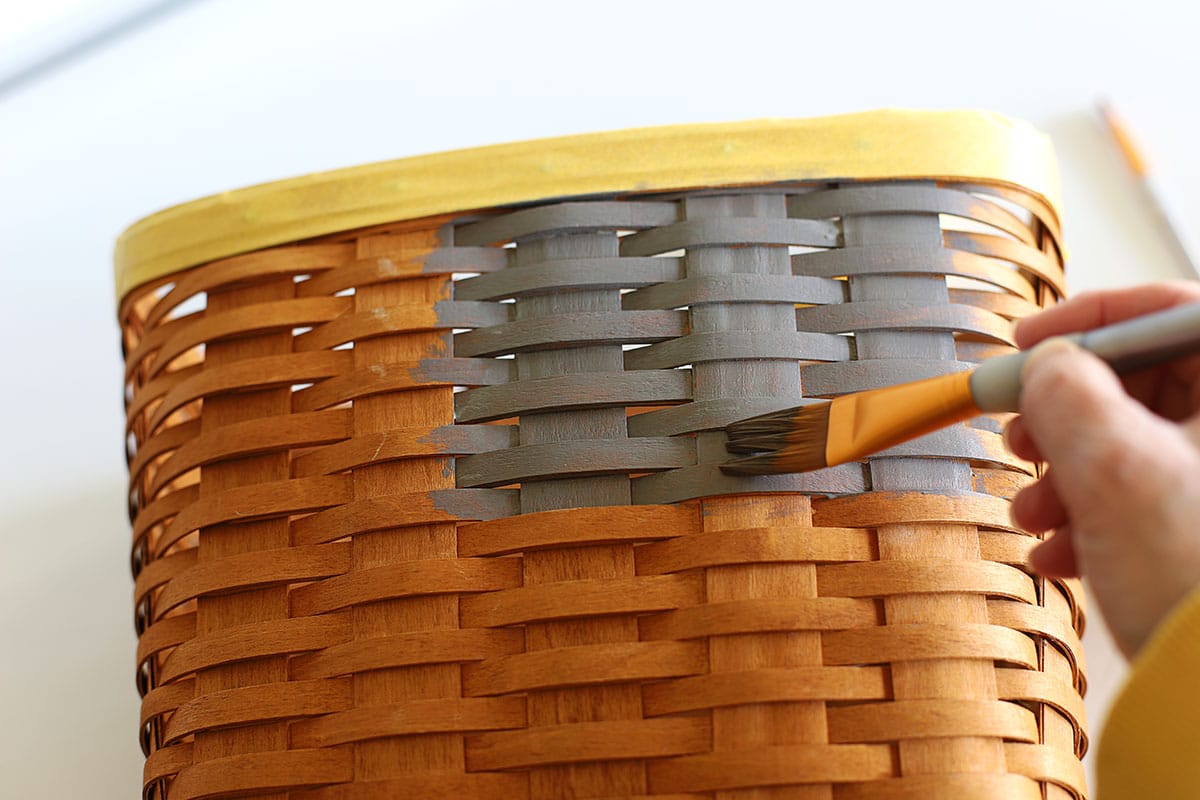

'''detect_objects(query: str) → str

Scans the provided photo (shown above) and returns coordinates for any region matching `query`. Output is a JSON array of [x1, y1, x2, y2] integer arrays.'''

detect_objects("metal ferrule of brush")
[[970, 301, 1200, 413]]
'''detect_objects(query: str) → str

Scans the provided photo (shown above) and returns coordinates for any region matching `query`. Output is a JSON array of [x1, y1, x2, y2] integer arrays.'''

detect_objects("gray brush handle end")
[[968, 301, 1200, 413]]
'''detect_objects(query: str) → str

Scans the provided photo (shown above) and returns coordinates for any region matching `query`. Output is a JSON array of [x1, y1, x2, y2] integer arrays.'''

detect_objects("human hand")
[[1005, 281, 1200, 659]]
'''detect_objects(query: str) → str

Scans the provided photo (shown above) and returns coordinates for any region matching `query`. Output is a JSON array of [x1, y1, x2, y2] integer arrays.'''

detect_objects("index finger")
[[1015, 281, 1200, 349]]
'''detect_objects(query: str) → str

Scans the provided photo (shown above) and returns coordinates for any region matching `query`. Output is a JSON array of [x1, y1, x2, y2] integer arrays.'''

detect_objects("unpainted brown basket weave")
[[120, 126, 1086, 799]]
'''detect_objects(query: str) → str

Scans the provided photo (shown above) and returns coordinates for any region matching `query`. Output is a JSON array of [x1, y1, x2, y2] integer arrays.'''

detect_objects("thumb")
[[1018, 337, 1176, 517]]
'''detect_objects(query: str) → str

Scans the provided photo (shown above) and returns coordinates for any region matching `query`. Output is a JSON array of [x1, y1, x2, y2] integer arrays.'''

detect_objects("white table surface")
[[3, 1, 1196, 796]]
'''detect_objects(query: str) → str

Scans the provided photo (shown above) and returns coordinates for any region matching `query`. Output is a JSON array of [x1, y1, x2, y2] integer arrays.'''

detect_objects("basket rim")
[[112, 109, 1061, 300]]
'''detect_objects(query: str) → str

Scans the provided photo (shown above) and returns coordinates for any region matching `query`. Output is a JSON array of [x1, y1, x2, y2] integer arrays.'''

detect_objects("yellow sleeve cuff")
[[1097, 584, 1200, 799]]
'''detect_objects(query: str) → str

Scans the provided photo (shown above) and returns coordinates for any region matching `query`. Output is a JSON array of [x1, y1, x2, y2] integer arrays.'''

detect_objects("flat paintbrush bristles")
[[720, 371, 979, 475], [721, 403, 831, 474]]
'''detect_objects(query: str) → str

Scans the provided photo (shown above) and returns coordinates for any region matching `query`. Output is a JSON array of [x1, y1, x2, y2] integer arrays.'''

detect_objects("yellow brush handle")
[[826, 372, 977, 466]]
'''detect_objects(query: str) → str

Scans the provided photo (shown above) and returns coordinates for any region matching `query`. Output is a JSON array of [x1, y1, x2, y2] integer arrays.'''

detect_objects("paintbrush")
[[722, 301, 1200, 475]]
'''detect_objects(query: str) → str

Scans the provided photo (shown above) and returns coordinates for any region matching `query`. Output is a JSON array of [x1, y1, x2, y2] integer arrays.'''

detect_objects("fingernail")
[[1008, 486, 1027, 529], [1021, 336, 1079, 382]]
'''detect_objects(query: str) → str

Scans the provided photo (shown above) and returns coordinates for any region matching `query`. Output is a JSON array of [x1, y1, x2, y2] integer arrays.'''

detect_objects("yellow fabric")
[[1097, 584, 1200, 798], [113, 109, 1062, 300]]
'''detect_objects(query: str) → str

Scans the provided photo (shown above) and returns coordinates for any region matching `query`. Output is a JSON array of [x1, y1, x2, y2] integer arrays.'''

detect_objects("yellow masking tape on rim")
[[113, 109, 1061, 300]]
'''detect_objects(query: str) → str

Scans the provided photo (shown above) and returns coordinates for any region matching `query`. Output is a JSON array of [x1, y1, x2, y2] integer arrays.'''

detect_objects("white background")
[[2, 1, 1196, 796]]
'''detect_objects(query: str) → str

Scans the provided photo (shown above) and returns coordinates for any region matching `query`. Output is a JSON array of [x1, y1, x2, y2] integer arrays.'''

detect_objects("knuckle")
[[1086, 423, 1180, 503]]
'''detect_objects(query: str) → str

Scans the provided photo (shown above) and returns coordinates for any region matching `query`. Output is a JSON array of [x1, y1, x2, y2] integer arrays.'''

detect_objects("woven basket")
[[118, 111, 1087, 800]]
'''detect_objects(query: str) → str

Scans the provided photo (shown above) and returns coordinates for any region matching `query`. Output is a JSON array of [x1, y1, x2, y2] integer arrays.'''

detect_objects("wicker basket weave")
[[118, 112, 1087, 799]]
